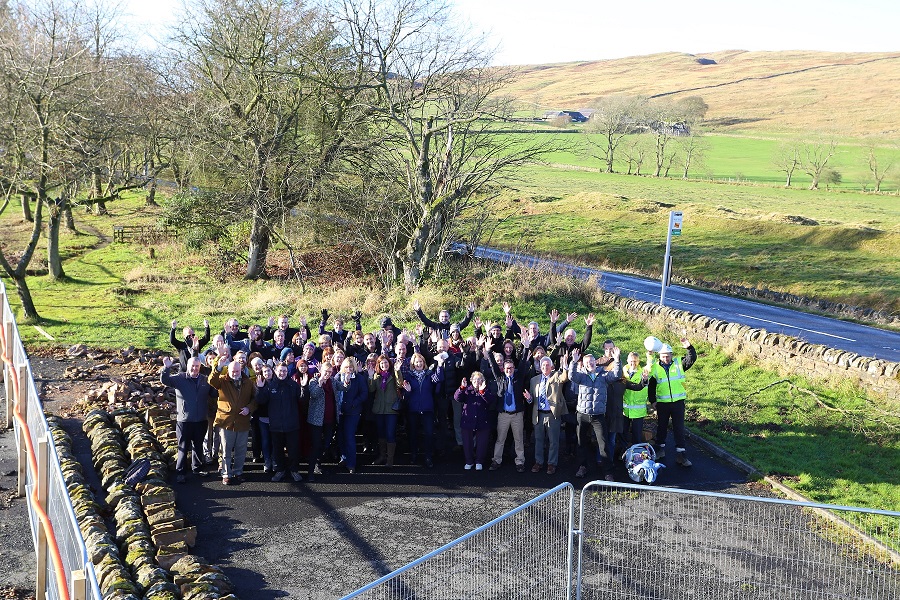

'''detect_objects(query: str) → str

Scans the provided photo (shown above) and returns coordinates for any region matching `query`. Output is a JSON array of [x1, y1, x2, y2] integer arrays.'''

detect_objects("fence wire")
[[343, 483, 575, 600], [577, 482, 900, 600]]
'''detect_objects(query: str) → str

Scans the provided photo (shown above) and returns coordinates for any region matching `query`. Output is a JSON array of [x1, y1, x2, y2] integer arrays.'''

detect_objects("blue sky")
[[123, 0, 900, 65]]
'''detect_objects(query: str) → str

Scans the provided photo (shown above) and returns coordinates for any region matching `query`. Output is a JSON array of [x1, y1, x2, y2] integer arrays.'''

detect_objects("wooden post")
[[36, 434, 49, 600], [72, 570, 86, 600], [17, 364, 28, 497]]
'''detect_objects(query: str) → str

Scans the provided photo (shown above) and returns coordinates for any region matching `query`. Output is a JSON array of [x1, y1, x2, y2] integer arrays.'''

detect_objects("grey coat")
[[160, 367, 213, 422], [568, 362, 622, 415]]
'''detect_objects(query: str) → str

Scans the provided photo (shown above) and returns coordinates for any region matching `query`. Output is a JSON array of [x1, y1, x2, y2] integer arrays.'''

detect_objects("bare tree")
[[679, 131, 707, 179], [330, 0, 554, 289], [866, 145, 895, 193], [621, 135, 649, 175], [582, 95, 645, 173], [774, 141, 803, 187], [802, 138, 837, 190], [647, 100, 683, 177], [168, 0, 374, 279]]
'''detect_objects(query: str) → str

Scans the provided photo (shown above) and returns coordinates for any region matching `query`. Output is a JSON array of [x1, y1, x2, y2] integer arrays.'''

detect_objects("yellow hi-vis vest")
[[622, 368, 648, 418], [650, 358, 687, 403]]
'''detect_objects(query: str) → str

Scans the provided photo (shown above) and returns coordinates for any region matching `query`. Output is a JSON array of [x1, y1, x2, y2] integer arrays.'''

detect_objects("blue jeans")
[[375, 413, 398, 443], [406, 410, 434, 460], [340, 413, 362, 469]]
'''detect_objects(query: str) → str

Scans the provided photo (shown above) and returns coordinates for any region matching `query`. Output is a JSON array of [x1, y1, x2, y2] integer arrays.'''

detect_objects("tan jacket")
[[208, 368, 258, 431], [529, 369, 569, 424]]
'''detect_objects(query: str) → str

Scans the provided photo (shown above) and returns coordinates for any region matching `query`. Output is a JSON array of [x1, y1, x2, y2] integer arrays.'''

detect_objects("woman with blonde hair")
[[334, 356, 368, 473], [401, 352, 446, 468]]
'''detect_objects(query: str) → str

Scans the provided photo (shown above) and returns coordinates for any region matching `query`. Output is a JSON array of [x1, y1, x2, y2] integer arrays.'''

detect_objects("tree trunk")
[[245, 210, 270, 279], [94, 201, 108, 215], [20, 194, 33, 222], [146, 178, 158, 206], [47, 201, 65, 280], [402, 215, 431, 291], [90, 166, 102, 199], [785, 170, 793, 187], [13, 274, 40, 322], [63, 205, 76, 231], [809, 175, 819, 190]]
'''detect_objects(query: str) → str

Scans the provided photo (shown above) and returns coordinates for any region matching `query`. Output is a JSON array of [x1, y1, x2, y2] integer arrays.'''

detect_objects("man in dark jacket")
[[413, 299, 476, 339], [319, 308, 353, 346], [259, 363, 304, 482], [550, 314, 594, 369], [161, 356, 214, 483], [170, 319, 211, 371]]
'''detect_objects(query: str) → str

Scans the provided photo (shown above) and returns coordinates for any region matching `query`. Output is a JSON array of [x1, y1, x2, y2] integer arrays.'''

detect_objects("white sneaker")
[[475, 463, 483, 471], [464, 464, 473, 470]]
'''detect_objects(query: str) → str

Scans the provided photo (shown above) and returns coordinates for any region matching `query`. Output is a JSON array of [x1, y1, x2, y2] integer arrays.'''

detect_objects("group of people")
[[161, 301, 697, 486]]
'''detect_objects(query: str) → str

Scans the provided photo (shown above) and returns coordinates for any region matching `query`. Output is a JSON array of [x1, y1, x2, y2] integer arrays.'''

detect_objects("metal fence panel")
[[2, 280, 103, 600], [577, 482, 900, 600], [343, 483, 576, 600]]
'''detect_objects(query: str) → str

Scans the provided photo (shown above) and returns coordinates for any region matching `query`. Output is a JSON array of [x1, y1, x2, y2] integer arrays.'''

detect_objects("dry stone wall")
[[597, 291, 900, 400]]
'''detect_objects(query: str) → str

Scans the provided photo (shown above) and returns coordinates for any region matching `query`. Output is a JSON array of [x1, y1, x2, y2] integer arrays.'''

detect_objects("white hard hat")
[[660, 344, 673, 354]]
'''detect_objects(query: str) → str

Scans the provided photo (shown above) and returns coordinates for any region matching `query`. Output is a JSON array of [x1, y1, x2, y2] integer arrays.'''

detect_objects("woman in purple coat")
[[454, 371, 496, 470]]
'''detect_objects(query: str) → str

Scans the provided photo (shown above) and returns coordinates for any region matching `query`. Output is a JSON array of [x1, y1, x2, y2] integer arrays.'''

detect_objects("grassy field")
[[567, 133, 900, 190], [486, 148, 900, 313], [2, 198, 898, 534]]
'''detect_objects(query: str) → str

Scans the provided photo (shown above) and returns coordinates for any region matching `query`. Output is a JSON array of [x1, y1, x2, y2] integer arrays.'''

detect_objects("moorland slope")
[[504, 50, 900, 137]]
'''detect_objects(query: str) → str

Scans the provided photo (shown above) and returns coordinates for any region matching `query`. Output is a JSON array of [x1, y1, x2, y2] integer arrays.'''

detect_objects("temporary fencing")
[[1, 281, 102, 600], [345, 481, 900, 599], [343, 483, 576, 600], [577, 482, 900, 600]]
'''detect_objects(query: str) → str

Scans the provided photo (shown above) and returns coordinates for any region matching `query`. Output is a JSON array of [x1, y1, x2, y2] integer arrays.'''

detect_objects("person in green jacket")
[[647, 337, 697, 467]]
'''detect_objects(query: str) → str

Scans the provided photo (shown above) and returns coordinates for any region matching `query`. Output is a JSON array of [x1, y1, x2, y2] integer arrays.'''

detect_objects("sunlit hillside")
[[503, 50, 900, 137]]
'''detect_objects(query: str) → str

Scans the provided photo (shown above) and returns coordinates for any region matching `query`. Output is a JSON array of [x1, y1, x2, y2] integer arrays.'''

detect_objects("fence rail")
[[112, 224, 176, 243], [1, 280, 102, 600]]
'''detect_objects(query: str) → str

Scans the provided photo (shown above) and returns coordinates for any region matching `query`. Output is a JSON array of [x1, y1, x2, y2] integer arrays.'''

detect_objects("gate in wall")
[[343, 482, 900, 600]]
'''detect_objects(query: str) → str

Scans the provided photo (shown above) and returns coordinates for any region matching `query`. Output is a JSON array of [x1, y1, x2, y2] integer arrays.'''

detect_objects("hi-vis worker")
[[647, 337, 697, 467], [621, 351, 650, 449]]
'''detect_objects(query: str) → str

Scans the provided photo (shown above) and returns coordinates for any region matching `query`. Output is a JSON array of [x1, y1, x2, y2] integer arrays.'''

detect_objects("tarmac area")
[[121, 437, 750, 599]]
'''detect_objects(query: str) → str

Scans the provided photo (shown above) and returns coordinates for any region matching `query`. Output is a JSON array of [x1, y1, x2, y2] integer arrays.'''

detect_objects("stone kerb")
[[595, 291, 900, 400]]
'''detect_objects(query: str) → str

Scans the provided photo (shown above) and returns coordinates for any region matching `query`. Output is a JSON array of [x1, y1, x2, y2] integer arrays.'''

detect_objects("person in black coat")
[[413, 299, 476, 339], [259, 363, 304, 482], [170, 318, 211, 371]]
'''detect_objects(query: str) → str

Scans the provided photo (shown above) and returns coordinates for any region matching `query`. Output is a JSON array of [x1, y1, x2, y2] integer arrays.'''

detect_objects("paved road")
[[472, 246, 900, 362]]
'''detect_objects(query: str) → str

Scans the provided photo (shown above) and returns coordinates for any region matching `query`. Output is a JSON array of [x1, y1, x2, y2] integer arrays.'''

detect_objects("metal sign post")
[[660, 211, 683, 306]]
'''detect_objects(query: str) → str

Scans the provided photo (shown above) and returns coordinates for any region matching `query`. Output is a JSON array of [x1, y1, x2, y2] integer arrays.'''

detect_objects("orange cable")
[[1, 315, 72, 600]]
